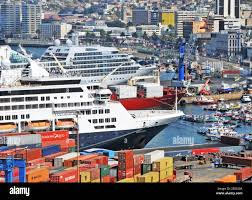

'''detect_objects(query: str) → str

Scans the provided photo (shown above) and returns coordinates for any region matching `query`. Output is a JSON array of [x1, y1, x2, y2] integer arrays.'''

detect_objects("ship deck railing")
[[129, 110, 182, 118]]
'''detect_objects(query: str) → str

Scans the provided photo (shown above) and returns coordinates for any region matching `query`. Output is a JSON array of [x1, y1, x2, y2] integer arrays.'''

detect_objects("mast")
[[175, 87, 178, 112]]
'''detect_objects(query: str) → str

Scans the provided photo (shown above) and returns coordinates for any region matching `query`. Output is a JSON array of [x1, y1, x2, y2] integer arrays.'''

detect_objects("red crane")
[[199, 79, 211, 95]]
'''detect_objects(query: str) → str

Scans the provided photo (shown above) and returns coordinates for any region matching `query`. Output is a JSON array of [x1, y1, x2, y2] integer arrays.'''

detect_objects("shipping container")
[[100, 165, 110, 177], [80, 171, 91, 183], [50, 168, 78, 183], [0, 134, 41, 146], [192, 148, 220, 155], [101, 175, 111, 183], [118, 158, 134, 171], [110, 167, 118, 178], [26, 167, 49, 183], [110, 176, 116, 183], [133, 164, 141, 175], [159, 167, 173, 180], [27, 158, 46, 167], [137, 172, 160, 183], [118, 168, 134, 180], [234, 168, 252, 181], [118, 150, 134, 161], [152, 157, 173, 171], [109, 85, 137, 99], [133, 154, 144, 166], [144, 150, 164, 164], [83, 168, 100, 181], [36, 130, 69, 143], [42, 145, 61, 157], [14, 148, 42, 161], [44, 152, 68, 164], [118, 178, 135, 183], [54, 152, 80, 168], [215, 175, 237, 183], [91, 178, 100, 183], [141, 164, 152, 175]]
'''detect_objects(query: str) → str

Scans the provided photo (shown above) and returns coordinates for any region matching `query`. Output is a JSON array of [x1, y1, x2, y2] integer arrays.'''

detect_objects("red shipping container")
[[192, 148, 220, 155], [67, 139, 76, 147], [133, 155, 144, 166], [50, 169, 78, 183], [101, 175, 111, 183], [27, 158, 46, 167], [110, 176, 116, 183], [0, 148, 23, 157], [133, 164, 141, 175], [15, 148, 42, 161], [118, 158, 134, 170], [118, 150, 133, 161], [64, 154, 99, 167], [118, 168, 134, 180], [36, 130, 69, 143], [44, 151, 68, 163], [90, 156, 108, 165], [234, 168, 252, 181]]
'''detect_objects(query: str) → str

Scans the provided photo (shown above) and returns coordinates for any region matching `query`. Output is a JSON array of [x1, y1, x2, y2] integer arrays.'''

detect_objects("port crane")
[[0, 157, 26, 183], [199, 78, 211, 95]]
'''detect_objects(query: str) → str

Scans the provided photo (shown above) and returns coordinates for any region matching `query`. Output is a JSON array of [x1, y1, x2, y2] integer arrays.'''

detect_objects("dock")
[[5, 38, 53, 47], [179, 91, 243, 104]]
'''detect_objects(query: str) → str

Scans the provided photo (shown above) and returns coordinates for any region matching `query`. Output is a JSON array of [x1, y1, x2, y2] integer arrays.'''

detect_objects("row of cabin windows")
[[94, 125, 116, 129], [0, 114, 30, 121], [89, 117, 116, 124], [0, 95, 85, 104]]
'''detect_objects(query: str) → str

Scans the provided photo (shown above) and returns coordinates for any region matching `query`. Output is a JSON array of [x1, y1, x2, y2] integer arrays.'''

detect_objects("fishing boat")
[[193, 95, 216, 105]]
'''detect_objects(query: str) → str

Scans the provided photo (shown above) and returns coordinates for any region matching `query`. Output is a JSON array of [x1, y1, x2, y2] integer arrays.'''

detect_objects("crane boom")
[[49, 52, 66, 74]]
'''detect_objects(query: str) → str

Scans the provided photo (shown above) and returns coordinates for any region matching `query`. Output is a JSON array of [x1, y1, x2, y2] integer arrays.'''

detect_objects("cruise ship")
[[0, 56, 184, 150], [39, 38, 156, 85]]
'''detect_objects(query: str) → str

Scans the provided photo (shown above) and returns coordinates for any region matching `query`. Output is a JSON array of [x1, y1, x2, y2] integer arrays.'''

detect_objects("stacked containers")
[[221, 156, 252, 167], [133, 155, 144, 176], [136, 83, 163, 98], [0, 134, 41, 146], [118, 150, 134, 181], [54, 152, 80, 168], [152, 157, 173, 182], [50, 168, 78, 183], [63, 154, 99, 167], [26, 167, 49, 183], [142, 150, 164, 175], [136, 172, 160, 183], [14, 148, 42, 161], [109, 85, 137, 99], [42, 145, 61, 157], [100, 165, 110, 182], [215, 175, 237, 183]]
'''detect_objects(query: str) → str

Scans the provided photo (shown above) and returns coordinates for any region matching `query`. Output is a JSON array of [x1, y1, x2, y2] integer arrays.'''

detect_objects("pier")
[[5, 38, 53, 47], [179, 91, 243, 104]]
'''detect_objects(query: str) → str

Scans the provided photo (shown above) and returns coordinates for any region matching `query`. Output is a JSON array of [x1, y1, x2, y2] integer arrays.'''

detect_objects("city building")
[[215, 0, 240, 19], [136, 25, 161, 37], [160, 10, 176, 27], [150, 9, 159, 25], [40, 21, 72, 40], [206, 30, 243, 57], [193, 20, 207, 33], [21, 3, 42, 37], [132, 7, 150, 25], [176, 11, 209, 37], [0, 2, 21, 36]]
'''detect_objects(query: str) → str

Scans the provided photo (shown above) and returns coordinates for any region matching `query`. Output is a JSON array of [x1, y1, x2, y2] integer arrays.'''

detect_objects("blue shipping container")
[[42, 145, 61, 157], [0, 146, 9, 152], [165, 150, 192, 157]]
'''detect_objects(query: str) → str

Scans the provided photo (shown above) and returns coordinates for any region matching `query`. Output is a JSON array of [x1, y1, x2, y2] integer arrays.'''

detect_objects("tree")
[[127, 21, 133, 27], [106, 20, 126, 28]]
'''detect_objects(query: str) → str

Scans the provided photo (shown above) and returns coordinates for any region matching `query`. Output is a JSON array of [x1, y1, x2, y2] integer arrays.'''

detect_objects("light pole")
[[75, 112, 80, 183]]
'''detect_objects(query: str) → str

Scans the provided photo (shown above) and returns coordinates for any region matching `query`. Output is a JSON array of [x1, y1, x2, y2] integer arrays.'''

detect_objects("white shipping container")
[[110, 85, 137, 99], [144, 86, 163, 98], [109, 168, 118, 178], [144, 150, 165, 164], [54, 152, 80, 168], [0, 134, 41, 146]]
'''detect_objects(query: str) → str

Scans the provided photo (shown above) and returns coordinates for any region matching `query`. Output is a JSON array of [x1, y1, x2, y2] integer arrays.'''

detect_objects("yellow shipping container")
[[152, 157, 173, 171], [159, 167, 173, 180], [134, 174, 141, 182], [137, 172, 159, 183], [118, 178, 135, 183], [80, 171, 91, 183], [91, 178, 100, 183], [161, 12, 175, 26]]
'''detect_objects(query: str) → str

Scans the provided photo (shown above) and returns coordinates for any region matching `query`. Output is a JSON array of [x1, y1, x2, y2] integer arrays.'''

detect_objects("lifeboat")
[[55, 119, 75, 129], [27, 121, 51, 131], [0, 123, 17, 133]]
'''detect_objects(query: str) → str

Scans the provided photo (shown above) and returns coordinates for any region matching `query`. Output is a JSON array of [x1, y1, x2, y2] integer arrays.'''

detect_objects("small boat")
[[193, 95, 216, 105], [27, 121, 51, 131], [241, 95, 252, 103], [0, 123, 17, 133], [56, 119, 75, 129]]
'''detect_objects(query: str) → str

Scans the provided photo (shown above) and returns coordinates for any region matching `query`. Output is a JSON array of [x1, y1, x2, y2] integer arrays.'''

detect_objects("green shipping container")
[[141, 164, 152, 175], [100, 165, 110, 177], [69, 147, 76, 153]]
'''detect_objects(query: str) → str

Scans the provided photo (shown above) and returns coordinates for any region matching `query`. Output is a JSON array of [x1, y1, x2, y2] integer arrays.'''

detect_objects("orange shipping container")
[[27, 158, 46, 167], [26, 167, 49, 183], [64, 154, 99, 167], [215, 175, 237, 183], [101, 175, 111, 183]]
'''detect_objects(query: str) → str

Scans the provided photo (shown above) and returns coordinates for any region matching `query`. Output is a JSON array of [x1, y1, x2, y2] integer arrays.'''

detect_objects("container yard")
[[0, 130, 252, 183]]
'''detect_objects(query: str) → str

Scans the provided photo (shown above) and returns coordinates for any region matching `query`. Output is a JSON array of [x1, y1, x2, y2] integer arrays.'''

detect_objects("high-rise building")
[[21, 3, 42, 36], [215, 0, 240, 19], [132, 8, 150, 25], [40, 22, 72, 40], [0, 2, 21, 36]]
